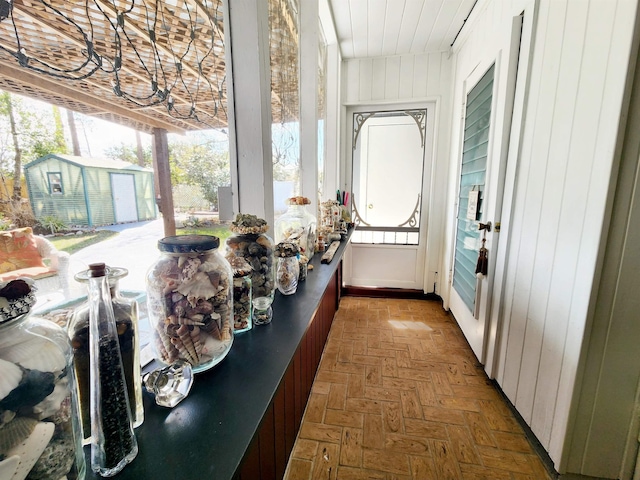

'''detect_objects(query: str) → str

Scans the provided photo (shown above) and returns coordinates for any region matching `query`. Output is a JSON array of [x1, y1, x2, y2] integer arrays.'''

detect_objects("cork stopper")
[[89, 262, 107, 277]]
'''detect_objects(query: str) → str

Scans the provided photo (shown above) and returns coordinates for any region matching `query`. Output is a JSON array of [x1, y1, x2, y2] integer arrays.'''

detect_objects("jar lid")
[[158, 235, 220, 253]]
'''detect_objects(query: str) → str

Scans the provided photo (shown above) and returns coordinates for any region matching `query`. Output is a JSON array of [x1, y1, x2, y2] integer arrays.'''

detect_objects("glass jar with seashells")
[[0, 278, 86, 480], [225, 213, 276, 319], [146, 235, 234, 373], [274, 197, 317, 260]]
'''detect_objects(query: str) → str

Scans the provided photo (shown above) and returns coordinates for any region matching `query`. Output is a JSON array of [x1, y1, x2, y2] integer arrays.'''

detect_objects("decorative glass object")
[[252, 296, 273, 326], [69, 265, 143, 444], [274, 196, 317, 259], [142, 360, 194, 408], [275, 242, 300, 296], [320, 200, 341, 231], [0, 279, 86, 480], [87, 263, 138, 476], [225, 213, 276, 325], [146, 235, 233, 374], [228, 257, 252, 334]]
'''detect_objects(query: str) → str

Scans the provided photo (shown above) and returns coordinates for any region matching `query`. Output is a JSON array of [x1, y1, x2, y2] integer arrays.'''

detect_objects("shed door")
[[111, 173, 138, 223]]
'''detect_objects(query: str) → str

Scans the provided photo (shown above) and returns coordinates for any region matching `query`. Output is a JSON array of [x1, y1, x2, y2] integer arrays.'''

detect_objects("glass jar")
[[146, 235, 233, 374], [68, 265, 143, 444], [225, 213, 275, 311], [275, 242, 300, 296], [320, 200, 339, 231], [228, 257, 252, 334], [0, 279, 86, 480], [274, 198, 317, 260], [252, 296, 273, 326]]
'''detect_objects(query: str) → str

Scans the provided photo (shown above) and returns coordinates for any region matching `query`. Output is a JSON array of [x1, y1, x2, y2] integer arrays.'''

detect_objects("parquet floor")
[[284, 297, 554, 480]]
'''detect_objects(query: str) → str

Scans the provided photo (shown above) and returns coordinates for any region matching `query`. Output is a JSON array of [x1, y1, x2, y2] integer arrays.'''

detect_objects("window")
[[48, 172, 63, 194], [350, 110, 427, 245]]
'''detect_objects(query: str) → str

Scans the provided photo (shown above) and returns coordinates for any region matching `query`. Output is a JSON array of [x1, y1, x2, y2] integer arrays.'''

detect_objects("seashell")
[[0, 416, 38, 453], [0, 370, 55, 412], [0, 358, 22, 402], [154, 336, 178, 364], [154, 325, 179, 362], [167, 315, 204, 326], [2, 337, 66, 373], [32, 377, 69, 421], [180, 257, 201, 283], [170, 337, 197, 365], [220, 315, 232, 342], [190, 327, 204, 358], [176, 325, 200, 363], [28, 431, 75, 479], [177, 272, 217, 306], [192, 300, 213, 314], [5, 421, 54, 480], [201, 312, 221, 336], [0, 455, 20, 480]]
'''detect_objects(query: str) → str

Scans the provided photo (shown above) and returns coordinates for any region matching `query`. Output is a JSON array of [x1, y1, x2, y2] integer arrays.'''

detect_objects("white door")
[[449, 14, 525, 365], [346, 106, 433, 291], [111, 173, 138, 223]]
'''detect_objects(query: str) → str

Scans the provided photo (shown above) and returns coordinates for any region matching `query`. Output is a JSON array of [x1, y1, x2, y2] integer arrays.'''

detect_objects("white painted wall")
[[342, 51, 453, 294], [489, 0, 637, 473]]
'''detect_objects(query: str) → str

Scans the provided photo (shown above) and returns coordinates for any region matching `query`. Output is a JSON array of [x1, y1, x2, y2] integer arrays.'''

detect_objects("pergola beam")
[[0, 59, 187, 134]]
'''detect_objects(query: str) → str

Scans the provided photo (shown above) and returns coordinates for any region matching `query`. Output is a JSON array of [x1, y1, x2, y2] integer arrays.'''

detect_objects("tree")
[[170, 138, 230, 210], [104, 143, 152, 167], [0, 91, 67, 198]]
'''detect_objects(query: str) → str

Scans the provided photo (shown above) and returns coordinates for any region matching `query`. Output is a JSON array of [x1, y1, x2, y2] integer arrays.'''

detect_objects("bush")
[[38, 215, 68, 234]]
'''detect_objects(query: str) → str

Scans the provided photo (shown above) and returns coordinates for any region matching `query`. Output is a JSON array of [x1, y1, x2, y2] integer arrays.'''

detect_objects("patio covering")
[[0, 0, 299, 134]]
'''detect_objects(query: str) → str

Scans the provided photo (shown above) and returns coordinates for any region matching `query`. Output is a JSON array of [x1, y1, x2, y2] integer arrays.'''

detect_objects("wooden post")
[[300, 0, 319, 217], [225, 0, 274, 227], [152, 127, 176, 236]]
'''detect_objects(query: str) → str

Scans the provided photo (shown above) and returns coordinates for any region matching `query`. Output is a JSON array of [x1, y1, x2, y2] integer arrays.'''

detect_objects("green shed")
[[24, 154, 157, 227]]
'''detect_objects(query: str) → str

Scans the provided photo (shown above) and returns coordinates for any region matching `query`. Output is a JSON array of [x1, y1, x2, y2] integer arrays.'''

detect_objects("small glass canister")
[[0, 279, 86, 480], [228, 257, 252, 334], [146, 235, 233, 374], [68, 265, 143, 444], [274, 242, 300, 295], [274, 196, 317, 260]]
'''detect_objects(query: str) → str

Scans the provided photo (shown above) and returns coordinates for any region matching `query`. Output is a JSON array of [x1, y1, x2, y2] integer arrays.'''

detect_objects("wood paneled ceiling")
[[328, 0, 477, 59]]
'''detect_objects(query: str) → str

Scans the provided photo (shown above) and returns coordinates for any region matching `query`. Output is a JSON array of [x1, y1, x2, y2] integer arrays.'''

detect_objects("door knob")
[[478, 221, 492, 232], [368, 204, 373, 209]]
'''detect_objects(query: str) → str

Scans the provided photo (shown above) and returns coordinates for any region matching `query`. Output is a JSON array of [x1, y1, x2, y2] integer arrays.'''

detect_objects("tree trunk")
[[7, 96, 22, 201], [52, 105, 67, 152], [67, 108, 81, 155], [136, 131, 145, 166]]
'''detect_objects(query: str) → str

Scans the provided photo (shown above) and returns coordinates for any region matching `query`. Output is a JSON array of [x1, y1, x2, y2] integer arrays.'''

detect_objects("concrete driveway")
[[68, 218, 166, 294]]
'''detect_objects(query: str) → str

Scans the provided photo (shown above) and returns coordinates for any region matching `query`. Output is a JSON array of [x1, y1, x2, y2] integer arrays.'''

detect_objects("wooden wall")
[[494, 0, 637, 472], [342, 51, 453, 296]]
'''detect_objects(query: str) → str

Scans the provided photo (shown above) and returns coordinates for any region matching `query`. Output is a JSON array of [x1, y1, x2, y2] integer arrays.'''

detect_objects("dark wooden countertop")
[[84, 237, 349, 480]]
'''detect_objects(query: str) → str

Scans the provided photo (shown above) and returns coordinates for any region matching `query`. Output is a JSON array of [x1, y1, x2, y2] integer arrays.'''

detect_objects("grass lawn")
[[48, 230, 119, 254], [47, 224, 232, 255], [177, 225, 232, 244]]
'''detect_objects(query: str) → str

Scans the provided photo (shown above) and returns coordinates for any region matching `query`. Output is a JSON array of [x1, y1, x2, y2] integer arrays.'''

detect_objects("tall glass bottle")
[[69, 266, 143, 445], [88, 263, 138, 476]]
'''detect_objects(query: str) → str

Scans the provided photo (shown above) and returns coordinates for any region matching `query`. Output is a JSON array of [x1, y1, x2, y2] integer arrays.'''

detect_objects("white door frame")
[[344, 101, 437, 292]]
